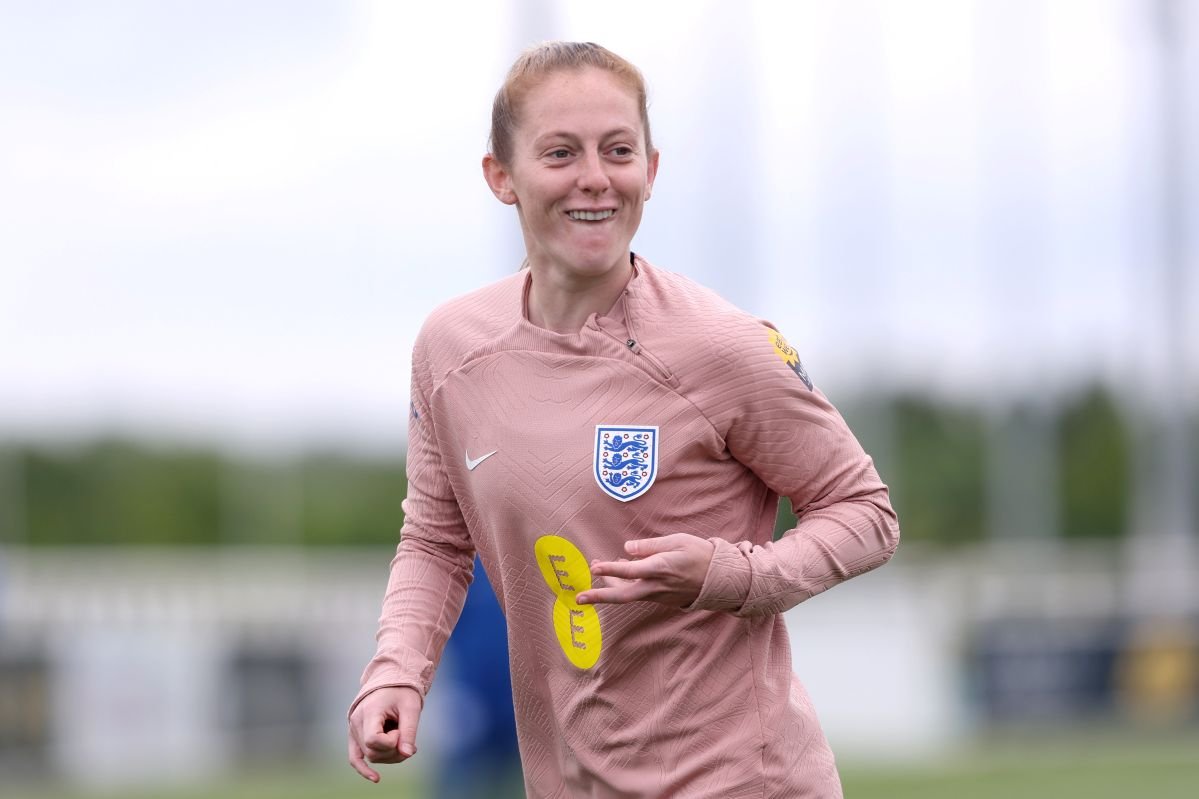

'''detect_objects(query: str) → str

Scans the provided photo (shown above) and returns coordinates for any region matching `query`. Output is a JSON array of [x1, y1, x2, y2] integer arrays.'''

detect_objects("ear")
[[482, 154, 518, 205], [643, 149, 660, 202]]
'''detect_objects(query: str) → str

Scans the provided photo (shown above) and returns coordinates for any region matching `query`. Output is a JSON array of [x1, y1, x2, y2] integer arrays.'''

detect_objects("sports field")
[[838, 730, 1199, 799], [8, 731, 1197, 799]]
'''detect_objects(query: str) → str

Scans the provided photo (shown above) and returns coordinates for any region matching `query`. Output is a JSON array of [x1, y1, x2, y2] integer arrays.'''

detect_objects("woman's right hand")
[[347, 685, 424, 782]]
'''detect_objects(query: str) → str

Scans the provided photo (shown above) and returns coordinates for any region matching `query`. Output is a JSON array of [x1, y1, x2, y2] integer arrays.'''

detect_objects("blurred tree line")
[[0, 384, 1174, 547], [877, 383, 1131, 543], [0, 442, 407, 547]]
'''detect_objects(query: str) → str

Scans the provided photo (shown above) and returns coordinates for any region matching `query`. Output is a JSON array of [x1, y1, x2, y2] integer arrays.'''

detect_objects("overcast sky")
[[1, 0, 1195, 452]]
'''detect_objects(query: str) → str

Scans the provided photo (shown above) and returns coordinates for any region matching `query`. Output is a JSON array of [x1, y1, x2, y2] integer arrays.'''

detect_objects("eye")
[[548, 148, 571, 159], [610, 146, 634, 157]]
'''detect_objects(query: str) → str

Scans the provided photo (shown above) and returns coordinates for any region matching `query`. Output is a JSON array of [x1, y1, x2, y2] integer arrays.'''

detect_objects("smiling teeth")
[[568, 210, 615, 221]]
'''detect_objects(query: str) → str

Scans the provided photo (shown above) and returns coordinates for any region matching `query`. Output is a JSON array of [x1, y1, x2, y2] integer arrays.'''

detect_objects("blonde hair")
[[489, 41, 654, 165]]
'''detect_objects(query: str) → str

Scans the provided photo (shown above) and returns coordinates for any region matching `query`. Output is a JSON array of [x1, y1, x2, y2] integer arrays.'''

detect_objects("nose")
[[576, 150, 611, 194]]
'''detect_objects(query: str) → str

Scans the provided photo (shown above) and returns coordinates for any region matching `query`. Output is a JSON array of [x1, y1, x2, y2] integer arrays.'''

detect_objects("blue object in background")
[[434, 557, 522, 798]]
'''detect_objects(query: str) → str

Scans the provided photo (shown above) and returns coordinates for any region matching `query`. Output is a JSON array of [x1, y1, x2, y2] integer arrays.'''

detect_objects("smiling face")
[[484, 67, 659, 285]]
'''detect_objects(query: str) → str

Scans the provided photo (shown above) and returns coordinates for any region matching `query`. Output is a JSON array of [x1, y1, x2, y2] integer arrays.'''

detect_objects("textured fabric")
[[352, 256, 899, 798]]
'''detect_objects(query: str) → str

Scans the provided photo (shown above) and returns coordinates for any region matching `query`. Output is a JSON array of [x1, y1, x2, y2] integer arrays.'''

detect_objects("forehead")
[[518, 67, 643, 140]]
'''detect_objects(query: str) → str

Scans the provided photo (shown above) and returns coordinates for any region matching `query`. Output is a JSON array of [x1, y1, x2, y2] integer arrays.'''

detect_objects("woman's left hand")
[[578, 534, 715, 608]]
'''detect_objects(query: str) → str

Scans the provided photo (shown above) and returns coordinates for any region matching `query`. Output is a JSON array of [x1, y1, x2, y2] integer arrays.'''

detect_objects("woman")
[[348, 41, 899, 798]]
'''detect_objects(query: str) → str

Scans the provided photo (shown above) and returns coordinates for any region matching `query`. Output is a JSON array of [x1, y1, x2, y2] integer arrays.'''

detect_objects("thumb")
[[397, 704, 421, 758]]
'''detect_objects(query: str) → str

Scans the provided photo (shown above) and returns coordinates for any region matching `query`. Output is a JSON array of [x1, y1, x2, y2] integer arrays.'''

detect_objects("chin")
[[570, 253, 627, 278], [575, 241, 629, 268]]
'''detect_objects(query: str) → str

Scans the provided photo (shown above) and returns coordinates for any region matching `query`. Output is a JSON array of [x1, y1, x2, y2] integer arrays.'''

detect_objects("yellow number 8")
[[534, 535, 603, 669]]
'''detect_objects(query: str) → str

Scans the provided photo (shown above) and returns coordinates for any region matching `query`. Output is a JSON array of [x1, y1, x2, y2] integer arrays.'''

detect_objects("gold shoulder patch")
[[767, 329, 814, 390]]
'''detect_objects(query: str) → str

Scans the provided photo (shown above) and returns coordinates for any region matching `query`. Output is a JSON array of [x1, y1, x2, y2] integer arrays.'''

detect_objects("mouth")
[[566, 209, 616, 222]]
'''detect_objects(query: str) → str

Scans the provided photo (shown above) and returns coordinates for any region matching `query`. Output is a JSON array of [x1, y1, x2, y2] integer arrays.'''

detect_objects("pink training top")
[[352, 256, 899, 798]]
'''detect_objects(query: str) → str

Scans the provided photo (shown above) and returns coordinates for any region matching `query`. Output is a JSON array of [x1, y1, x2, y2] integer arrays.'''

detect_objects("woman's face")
[[485, 67, 659, 282]]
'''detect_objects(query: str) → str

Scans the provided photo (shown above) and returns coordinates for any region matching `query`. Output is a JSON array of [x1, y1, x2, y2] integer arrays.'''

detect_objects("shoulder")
[[630, 257, 811, 389], [628, 256, 746, 323], [414, 271, 526, 383]]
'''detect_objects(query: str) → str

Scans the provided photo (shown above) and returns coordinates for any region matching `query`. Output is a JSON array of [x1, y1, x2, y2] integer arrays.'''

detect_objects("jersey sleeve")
[[688, 324, 899, 617], [349, 331, 476, 716]]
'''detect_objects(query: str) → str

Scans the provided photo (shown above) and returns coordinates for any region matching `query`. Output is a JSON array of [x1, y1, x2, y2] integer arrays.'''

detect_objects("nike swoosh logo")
[[465, 450, 497, 471]]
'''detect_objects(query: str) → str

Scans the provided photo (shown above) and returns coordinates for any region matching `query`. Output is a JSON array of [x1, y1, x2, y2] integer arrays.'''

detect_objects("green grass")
[[7, 730, 1198, 799], [843, 761, 1196, 799], [841, 729, 1199, 799], [4, 766, 422, 799]]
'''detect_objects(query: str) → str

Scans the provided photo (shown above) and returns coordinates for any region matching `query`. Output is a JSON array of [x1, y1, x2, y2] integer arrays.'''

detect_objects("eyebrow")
[[532, 127, 640, 148]]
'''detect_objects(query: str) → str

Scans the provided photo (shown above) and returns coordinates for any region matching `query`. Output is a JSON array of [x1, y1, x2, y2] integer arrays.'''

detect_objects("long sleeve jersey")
[[352, 256, 900, 798]]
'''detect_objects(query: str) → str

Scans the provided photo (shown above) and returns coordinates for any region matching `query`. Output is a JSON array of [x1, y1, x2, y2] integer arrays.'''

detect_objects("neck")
[[525, 256, 633, 333]]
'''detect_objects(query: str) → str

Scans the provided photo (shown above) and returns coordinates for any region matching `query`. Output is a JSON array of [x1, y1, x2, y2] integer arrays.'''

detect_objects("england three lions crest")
[[594, 425, 659, 502]]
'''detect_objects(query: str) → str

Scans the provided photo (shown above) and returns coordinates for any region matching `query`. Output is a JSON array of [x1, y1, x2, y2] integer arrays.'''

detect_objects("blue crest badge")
[[594, 425, 659, 502]]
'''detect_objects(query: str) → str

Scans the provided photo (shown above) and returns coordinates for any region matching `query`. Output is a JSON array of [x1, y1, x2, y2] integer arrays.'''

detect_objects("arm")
[[347, 336, 475, 779], [583, 325, 898, 615], [689, 327, 899, 616]]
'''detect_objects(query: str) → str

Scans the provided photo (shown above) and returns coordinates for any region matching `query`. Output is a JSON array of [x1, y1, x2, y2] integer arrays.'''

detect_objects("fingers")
[[589, 535, 699, 580], [348, 737, 381, 783], [580, 557, 667, 605], [589, 556, 662, 581], [623, 534, 687, 557], [360, 708, 400, 759], [347, 686, 424, 781], [577, 580, 653, 605], [579, 535, 714, 607], [363, 709, 419, 762]]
